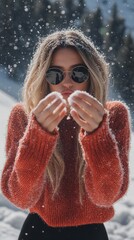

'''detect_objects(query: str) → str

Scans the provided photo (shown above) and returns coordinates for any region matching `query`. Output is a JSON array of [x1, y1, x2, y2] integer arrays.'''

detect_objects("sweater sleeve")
[[79, 101, 131, 207], [1, 103, 59, 209]]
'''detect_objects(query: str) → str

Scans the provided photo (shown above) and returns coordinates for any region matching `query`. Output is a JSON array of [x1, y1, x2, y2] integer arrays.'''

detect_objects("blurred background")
[[0, 1, 134, 239], [0, 0, 134, 126]]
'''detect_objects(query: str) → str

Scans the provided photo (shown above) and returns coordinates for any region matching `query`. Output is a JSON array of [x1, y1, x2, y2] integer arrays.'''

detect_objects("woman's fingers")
[[74, 91, 105, 114], [37, 98, 62, 123], [42, 102, 67, 132], [70, 109, 94, 132], [45, 108, 67, 132], [33, 92, 64, 115], [68, 91, 105, 132], [32, 92, 67, 132], [70, 108, 100, 132], [34, 93, 57, 114], [68, 91, 105, 116], [71, 96, 103, 123]]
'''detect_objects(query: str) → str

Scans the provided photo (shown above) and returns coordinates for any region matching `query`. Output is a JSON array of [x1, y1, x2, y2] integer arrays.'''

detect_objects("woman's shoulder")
[[10, 102, 27, 115], [9, 102, 28, 126], [105, 100, 130, 116], [10, 102, 25, 112], [105, 100, 131, 127]]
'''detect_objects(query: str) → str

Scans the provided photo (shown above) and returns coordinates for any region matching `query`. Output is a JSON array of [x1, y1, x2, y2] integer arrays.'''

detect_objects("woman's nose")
[[62, 72, 73, 87]]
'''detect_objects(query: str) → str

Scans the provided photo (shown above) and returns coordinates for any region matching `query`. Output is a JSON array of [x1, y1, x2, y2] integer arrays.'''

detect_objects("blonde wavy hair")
[[22, 29, 110, 203]]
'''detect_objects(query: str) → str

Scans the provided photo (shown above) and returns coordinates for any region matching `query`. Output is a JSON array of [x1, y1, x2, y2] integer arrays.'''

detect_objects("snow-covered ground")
[[0, 89, 134, 240]]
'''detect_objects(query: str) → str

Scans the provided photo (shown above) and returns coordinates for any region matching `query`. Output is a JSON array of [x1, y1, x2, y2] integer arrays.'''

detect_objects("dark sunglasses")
[[45, 65, 90, 85]]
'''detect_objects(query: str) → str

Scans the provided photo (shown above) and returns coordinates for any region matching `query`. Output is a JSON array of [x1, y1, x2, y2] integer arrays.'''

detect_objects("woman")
[[1, 29, 131, 240]]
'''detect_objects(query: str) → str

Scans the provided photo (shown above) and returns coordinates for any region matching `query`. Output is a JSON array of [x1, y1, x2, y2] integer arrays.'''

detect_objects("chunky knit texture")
[[1, 101, 131, 227]]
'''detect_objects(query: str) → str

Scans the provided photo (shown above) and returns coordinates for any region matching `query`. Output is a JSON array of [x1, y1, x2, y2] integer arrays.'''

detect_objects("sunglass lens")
[[46, 68, 63, 85], [72, 66, 89, 83]]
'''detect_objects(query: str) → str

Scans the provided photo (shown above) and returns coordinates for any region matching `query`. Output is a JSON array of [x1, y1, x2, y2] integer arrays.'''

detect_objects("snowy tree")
[[81, 7, 104, 49], [104, 3, 126, 59], [75, 0, 86, 21], [64, 0, 76, 25], [113, 34, 134, 112], [0, 0, 37, 79]]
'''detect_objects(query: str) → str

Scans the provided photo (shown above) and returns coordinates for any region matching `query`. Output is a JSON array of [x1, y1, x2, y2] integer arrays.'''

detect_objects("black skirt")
[[18, 213, 109, 240]]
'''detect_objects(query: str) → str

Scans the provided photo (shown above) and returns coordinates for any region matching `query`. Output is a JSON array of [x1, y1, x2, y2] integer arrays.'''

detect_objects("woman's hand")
[[32, 92, 67, 133], [68, 91, 105, 133]]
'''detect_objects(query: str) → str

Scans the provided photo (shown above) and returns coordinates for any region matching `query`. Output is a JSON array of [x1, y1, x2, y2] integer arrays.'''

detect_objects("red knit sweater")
[[1, 101, 131, 227]]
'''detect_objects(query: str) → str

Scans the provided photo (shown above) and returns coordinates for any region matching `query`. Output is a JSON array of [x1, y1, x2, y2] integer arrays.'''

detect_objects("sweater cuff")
[[79, 111, 120, 166]]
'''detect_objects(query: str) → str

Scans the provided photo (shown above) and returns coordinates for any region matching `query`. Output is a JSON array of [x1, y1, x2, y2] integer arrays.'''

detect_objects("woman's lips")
[[62, 91, 73, 96]]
